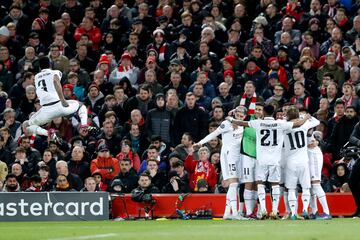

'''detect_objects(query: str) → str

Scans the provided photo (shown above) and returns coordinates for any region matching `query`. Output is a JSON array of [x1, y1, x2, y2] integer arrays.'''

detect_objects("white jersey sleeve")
[[279, 121, 293, 131], [248, 119, 260, 129], [303, 117, 320, 130], [198, 120, 231, 145]]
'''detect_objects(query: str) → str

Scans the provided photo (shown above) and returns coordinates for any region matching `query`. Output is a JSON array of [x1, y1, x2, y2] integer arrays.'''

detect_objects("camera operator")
[[131, 173, 160, 203], [348, 122, 360, 217]]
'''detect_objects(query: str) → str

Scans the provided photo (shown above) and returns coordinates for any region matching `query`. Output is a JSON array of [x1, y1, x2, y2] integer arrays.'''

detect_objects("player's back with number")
[[249, 117, 293, 165], [35, 69, 61, 106], [284, 118, 320, 164]]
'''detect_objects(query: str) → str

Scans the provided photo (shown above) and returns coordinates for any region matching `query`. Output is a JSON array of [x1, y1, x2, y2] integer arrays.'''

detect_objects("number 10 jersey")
[[35, 69, 62, 106]]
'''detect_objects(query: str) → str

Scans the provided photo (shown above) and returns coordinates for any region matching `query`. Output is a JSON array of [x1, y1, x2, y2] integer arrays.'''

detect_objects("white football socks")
[[288, 189, 297, 216], [302, 188, 310, 213], [228, 183, 239, 216], [78, 104, 88, 126], [271, 185, 280, 214], [312, 183, 330, 214], [257, 184, 267, 213]]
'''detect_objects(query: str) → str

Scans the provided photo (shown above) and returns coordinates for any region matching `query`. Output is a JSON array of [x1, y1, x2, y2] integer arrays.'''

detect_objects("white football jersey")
[[199, 120, 243, 153], [249, 117, 293, 165], [283, 117, 320, 165], [35, 69, 62, 106]]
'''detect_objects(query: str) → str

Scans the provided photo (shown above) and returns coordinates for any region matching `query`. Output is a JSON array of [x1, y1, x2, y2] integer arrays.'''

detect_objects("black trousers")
[[349, 159, 360, 210]]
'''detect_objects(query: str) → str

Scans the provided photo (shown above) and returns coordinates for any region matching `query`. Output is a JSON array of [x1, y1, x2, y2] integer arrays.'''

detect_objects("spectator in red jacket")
[[74, 16, 101, 51], [90, 142, 120, 183], [184, 146, 218, 192]]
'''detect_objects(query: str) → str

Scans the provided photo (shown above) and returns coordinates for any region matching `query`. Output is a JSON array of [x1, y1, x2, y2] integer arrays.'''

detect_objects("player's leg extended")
[[27, 106, 56, 137], [242, 155, 256, 216], [63, 100, 88, 126], [288, 188, 297, 218]]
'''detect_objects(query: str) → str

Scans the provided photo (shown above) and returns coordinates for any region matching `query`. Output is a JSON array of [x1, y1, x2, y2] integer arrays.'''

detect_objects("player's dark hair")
[[263, 104, 275, 116], [39, 56, 50, 69]]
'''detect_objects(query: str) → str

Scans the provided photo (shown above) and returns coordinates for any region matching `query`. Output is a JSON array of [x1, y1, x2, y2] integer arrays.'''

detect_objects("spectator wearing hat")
[[24, 32, 46, 56], [274, 17, 301, 46], [317, 52, 345, 87], [110, 52, 140, 88], [84, 83, 105, 115], [2, 4, 31, 39], [97, 54, 112, 79], [0, 25, 10, 48], [245, 26, 273, 58], [146, 93, 174, 146], [169, 42, 192, 70], [241, 57, 267, 95], [146, 28, 171, 69], [268, 57, 291, 90], [275, 44, 296, 72], [90, 141, 120, 184], [67, 72, 85, 101], [138, 54, 165, 85]]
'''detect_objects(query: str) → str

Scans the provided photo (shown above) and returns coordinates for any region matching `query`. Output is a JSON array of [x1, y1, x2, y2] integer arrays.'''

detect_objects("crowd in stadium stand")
[[0, 0, 359, 195]]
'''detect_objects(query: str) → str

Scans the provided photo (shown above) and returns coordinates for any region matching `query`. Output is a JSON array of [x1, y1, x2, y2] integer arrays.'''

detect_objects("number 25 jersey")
[[249, 117, 293, 166], [35, 69, 62, 106]]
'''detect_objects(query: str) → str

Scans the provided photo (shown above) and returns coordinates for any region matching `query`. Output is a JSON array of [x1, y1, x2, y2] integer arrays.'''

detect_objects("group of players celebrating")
[[194, 103, 331, 220], [32, 56, 331, 220]]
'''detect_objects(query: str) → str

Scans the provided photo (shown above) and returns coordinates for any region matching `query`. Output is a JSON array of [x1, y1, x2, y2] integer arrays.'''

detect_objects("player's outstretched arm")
[[53, 74, 69, 107], [226, 116, 249, 127], [292, 114, 311, 128]]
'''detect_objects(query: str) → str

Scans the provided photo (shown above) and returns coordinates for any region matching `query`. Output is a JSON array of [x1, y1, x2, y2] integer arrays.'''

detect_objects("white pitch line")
[[48, 233, 117, 240]]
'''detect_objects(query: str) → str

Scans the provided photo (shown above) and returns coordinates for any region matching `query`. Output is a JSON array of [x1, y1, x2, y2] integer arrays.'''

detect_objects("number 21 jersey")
[[35, 69, 62, 106], [249, 117, 293, 165]]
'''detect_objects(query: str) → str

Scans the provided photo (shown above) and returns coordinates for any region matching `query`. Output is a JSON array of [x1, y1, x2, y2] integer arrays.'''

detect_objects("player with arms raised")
[[25, 56, 89, 140], [228, 104, 309, 219], [193, 106, 247, 220], [283, 107, 320, 220]]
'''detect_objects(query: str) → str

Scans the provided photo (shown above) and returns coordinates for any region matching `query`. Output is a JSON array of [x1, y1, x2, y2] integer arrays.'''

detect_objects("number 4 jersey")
[[249, 117, 293, 166], [35, 69, 62, 106]]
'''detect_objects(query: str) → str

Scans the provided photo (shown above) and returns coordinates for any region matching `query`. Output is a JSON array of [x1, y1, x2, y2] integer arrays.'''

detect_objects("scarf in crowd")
[[157, 42, 167, 62], [240, 92, 257, 115], [269, 67, 289, 90], [341, 95, 353, 107], [118, 63, 133, 72], [290, 95, 311, 109]]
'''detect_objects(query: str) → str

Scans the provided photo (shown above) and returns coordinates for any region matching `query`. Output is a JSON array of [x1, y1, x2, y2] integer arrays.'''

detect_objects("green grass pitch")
[[1, 218, 359, 240]]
